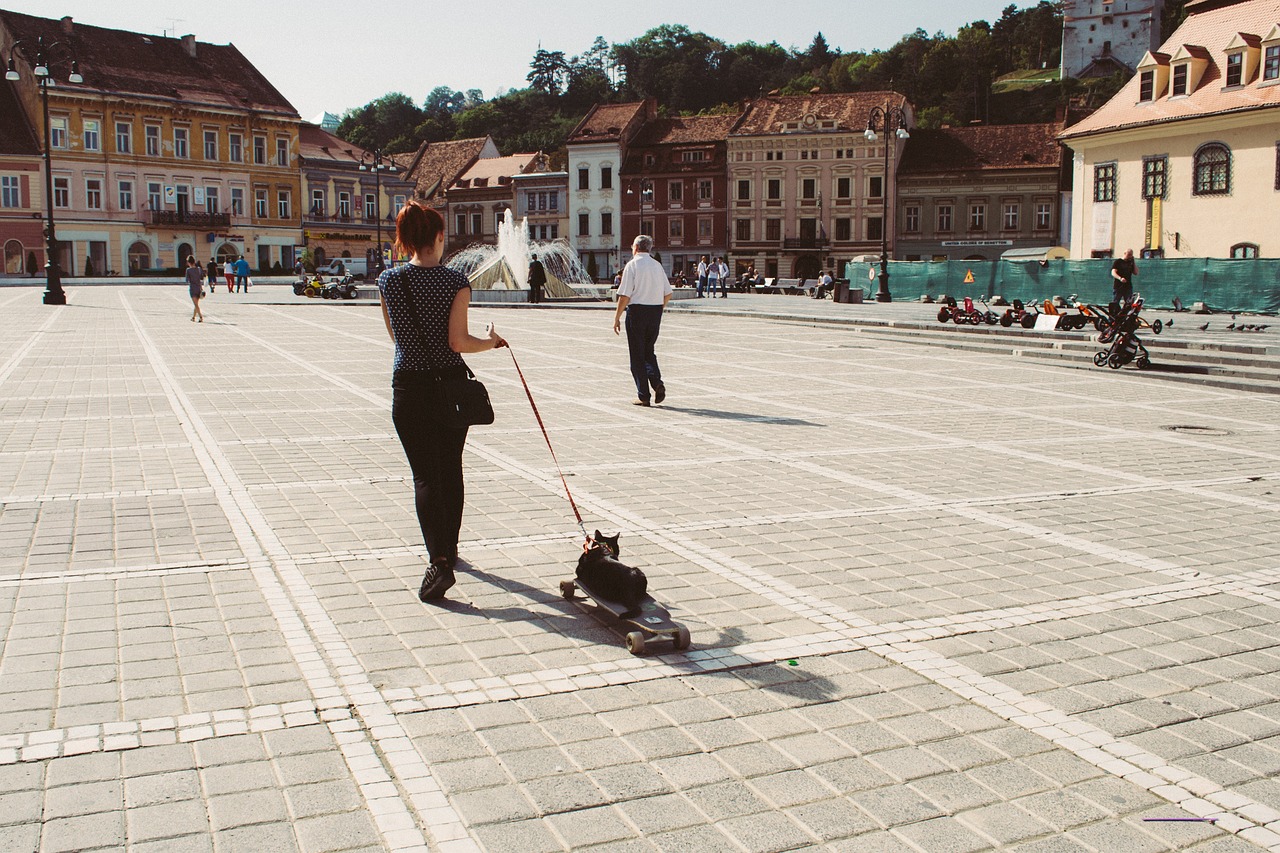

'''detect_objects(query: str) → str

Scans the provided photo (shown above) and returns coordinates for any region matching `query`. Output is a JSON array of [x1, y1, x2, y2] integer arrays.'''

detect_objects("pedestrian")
[[378, 201, 507, 602], [185, 255, 205, 322], [206, 257, 218, 296], [696, 254, 709, 298], [527, 253, 546, 305], [224, 258, 235, 292], [612, 234, 672, 407], [1111, 248, 1137, 310], [234, 255, 251, 293], [714, 256, 729, 298], [294, 257, 304, 278]]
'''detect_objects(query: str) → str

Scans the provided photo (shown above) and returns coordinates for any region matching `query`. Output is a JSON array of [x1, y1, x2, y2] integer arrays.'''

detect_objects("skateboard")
[[559, 576, 691, 655]]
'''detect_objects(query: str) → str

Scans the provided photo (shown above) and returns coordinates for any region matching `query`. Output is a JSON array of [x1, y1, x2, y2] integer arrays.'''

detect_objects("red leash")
[[505, 347, 589, 542]]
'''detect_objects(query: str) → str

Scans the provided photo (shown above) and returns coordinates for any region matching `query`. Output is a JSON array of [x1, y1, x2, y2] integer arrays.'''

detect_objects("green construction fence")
[[843, 259, 1280, 314]]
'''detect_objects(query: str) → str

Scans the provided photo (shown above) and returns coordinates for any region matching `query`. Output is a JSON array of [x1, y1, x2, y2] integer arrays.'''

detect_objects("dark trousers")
[[625, 304, 664, 401], [529, 281, 543, 304], [235, 275, 248, 292], [392, 371, 470, 564]]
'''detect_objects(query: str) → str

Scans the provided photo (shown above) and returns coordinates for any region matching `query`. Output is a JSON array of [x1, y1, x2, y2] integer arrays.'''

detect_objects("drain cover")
[[1162, 425, 1233, 436]]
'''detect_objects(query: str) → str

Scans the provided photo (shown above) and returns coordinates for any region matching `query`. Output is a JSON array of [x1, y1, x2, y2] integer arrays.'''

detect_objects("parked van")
[[319, 257, 370, 279]]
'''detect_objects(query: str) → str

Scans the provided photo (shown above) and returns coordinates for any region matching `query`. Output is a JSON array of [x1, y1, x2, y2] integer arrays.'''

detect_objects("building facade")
[[511, 153, 568, 244], [896, 124, 1068, 262], [619, 114, 737, 279], [1061, 0, 1280, 259], [0, 11, 304, 276], [727, 92, 913, 280], [443, 152, 536, 255], [298, 123, 413, 270], [1061, 0, 1162, 79], [0, 78, 44, 275], [566, 100, 654, 280]]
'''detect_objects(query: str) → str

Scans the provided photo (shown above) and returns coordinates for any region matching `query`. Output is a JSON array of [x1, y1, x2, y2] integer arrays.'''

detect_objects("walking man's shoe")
[[631, 399, 651, 407], [418, 558, 456, 601], [652, 382, 666, 404]]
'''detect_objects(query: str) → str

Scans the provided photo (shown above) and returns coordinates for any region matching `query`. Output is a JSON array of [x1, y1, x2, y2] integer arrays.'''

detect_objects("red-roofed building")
[[896, 124, 1068, 262], [444, 152, 537, 254], [1061, 0, 1280, 259], [727, 92, 913, 281], [298, 123, 414, 271], [567, 100, 655, 280], [395, 136, 497, 205], [0, 10, 304, 275], [0, 78, 43, 276], [620, 113, 740, 280]]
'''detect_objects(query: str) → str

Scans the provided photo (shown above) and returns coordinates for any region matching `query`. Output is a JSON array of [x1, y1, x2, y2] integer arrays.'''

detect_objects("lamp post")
[[6, 36, 84, 305], [358, 148, 393, 274], [864, 102, 910, 303]]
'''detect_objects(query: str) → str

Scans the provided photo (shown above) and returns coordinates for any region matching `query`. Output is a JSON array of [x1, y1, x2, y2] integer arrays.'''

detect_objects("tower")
[[1061, 0, 1162, 79]]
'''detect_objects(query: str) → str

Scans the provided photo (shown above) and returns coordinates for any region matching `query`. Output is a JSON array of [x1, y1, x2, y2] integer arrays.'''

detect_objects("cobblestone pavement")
[[1, 285, 1279, 852]]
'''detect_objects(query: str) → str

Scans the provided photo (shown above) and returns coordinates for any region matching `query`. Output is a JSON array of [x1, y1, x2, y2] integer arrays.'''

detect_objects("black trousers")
[[392, 370, 470, 564], [625, 303, 664, 401]]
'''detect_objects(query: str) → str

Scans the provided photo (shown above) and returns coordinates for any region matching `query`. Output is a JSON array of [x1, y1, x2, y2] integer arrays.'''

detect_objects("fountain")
[[447, 210, 592, 300]]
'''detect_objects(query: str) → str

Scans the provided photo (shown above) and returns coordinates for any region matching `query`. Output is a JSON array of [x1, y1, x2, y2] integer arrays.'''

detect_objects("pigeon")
[[1240, 325, 1253, 332], [1198, 322, 1210, 331], [1227, 323, 1236, 330], [1166, 319, 1173, 328], [1232, 313, 1238, 320], [1258, 325, 1269, 332]]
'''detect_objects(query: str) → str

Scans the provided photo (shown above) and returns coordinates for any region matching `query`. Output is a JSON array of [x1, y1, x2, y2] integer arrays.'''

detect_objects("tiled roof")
[[1062, 0, 1280, 139], [397, 137, 491, 200], [0, 79, 39, 156], [567, 101, 650, 143], [298, 124, 368, 166], [632, 114, 739, 146], [730, 91, 909, 136], [0, 10, 298, 115], [456, 153, 536, 185], [900, 124, 1064, 174]]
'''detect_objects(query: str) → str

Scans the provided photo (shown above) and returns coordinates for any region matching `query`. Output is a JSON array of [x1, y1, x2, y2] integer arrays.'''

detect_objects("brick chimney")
[[181, 34, 197, 58], [60, 16, 73, 35]]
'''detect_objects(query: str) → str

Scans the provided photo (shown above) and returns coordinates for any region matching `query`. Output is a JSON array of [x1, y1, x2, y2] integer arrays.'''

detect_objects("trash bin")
[[834, 280, 861, 304]]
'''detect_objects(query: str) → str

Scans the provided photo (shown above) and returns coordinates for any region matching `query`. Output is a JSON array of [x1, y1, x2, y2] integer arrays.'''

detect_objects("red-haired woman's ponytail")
[[395, 201, 445, 258]]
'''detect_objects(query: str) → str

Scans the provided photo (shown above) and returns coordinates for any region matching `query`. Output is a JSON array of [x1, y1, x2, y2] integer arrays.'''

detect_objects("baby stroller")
[[1092, 295, 1151, 370]]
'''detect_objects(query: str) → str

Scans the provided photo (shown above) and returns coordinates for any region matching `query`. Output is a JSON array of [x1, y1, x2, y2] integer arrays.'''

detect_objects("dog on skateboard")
[[576, 531, 647, 614]]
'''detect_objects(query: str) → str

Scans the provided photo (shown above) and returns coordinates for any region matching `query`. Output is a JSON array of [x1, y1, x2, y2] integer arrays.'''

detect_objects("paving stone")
[[785, 798, 877, 841], [41, 811, 126, 852], [546, 804, 636, 848]]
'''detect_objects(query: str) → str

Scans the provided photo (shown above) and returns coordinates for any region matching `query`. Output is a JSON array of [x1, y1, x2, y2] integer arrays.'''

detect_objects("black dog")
[[576, 530, 648, 614]]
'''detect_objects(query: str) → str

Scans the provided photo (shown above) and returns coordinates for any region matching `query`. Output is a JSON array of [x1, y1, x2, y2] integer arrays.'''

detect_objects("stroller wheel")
[[1151, 319, 1163, 335], [1093, 352, 1108, 367], [1136, 355, 1151, 370], [1107, 352, 1125, 370], [1098, 329, 1115, 344], [1092, 318, 1101, 331]]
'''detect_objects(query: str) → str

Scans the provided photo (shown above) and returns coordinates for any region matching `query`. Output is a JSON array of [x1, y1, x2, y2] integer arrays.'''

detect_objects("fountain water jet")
[[446, 210, 592, 298]]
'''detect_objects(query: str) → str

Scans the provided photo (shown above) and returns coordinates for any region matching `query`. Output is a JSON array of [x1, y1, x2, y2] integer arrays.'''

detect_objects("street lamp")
[[6, 36, 84, 305], [864, 102, 910, 303], [358, 149, 393, 274]]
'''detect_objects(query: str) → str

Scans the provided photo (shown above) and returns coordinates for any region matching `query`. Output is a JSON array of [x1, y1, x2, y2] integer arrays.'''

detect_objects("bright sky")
[[8, 0, 1031, 120]]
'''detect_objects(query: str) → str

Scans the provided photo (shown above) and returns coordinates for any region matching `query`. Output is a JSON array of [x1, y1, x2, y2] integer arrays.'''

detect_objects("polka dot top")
[[378, 263, 470, 373]]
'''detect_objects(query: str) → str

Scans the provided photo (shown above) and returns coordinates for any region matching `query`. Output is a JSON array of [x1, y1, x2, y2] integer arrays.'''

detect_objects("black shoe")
[[418, 559, 456, 601], [652, 382, 666, 405]]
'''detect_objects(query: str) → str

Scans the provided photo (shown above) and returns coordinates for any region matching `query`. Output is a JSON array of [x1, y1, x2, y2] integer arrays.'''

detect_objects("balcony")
[[783, 237, 829, 250], [148, 210, 230, 228]]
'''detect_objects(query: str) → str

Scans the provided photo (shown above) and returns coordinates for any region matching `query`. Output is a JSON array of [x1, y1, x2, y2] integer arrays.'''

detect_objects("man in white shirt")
[[714, 257, 729, 298], [613, 235, 673, 406], [696, 255, 709, 298]]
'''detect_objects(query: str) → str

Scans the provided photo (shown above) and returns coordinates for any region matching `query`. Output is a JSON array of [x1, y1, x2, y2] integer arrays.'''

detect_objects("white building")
[[565, 100, 654, 280], [1061, 0, 1162, 78]]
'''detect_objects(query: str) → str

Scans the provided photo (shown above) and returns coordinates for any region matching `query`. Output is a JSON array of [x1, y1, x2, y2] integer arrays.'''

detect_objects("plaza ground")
[[0, 285, 1278, 852]]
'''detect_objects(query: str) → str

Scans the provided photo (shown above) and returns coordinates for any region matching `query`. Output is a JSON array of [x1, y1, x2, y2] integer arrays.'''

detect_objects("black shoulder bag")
[[393, 267, 495, 428]]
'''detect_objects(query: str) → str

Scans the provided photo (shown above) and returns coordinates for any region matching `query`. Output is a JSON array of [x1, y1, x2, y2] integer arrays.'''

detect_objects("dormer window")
[[1267, 44, 1280, 80], [1139, 70, 1155, 101], [1226, 52, 1244, 87], [1172, 63, 1189, 95]]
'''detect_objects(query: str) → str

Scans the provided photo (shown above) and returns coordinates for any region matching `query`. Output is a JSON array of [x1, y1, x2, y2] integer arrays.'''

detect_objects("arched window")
[[214, 243, 237, 265], [1193, 143, 1231, 195], [127, 241, 151, 273], [312, 246, 327, 266], [1230, 242, 1259, 259], [177, 242, 194, 266], [4, 240, 22, 274]]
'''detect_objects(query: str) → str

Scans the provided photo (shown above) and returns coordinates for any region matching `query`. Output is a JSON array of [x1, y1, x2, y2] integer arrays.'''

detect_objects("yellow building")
[[0, 11, 302, 275], [1061, 0, 1280, 259]]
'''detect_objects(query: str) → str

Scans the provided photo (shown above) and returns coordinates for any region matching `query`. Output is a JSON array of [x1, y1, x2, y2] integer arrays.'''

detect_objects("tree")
[[423, 86, 465, 116], [528, 48, 569, 95], [336, 92, 424, 154]]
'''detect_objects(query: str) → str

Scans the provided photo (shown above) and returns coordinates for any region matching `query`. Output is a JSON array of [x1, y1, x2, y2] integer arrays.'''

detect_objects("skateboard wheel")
[[559, 580, 576, 600], [673, 626, 691, 651], [625, 631, 646, 655]]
